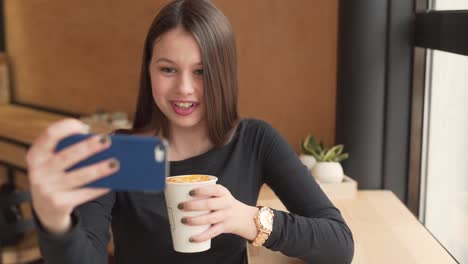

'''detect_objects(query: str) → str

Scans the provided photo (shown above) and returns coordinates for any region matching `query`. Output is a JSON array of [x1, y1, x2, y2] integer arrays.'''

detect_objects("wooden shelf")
[[0, 105, 65, 145], [317, 175, 357, 198], [0, 140, 28, 168]]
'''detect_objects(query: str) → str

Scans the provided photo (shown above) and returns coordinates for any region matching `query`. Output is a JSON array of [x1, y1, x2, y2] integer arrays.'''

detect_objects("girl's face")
[[149, 26, 205, 132]]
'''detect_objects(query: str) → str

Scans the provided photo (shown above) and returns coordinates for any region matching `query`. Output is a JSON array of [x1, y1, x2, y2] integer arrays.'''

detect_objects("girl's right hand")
[[26, 119, 120, 235]]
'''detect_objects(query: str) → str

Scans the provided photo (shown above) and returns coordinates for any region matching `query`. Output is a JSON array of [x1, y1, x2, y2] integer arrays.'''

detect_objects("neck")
[[168, 122, 213, 161]]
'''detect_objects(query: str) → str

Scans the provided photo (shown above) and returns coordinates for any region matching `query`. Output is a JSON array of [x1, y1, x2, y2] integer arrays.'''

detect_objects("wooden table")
[[1, 171, 457, 263], [247, 186, 457, 264]]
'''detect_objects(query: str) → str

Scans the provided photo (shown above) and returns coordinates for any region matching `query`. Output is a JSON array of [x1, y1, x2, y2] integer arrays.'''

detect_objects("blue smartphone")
[[55, 134, 169, 192]]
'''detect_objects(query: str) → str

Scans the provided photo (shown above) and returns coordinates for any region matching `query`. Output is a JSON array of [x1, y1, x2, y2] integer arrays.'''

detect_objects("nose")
[[176, 71, 195, 95]]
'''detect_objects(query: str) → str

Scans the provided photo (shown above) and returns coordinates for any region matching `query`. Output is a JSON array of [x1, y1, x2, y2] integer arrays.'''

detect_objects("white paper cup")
[[164, 175, 218, 253]]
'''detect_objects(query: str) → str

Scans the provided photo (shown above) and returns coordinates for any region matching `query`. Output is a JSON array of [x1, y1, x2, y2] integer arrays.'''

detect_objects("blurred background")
[[1, 0, 338, 149]]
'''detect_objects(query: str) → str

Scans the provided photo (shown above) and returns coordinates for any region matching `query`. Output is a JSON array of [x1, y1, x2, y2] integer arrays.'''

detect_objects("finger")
[[180, 196, 226, 211], [27, 119, 90, 168], [190, 223, 225, 243], [59, 158, 119, 190], [51, 134, 112, 171], [183, 210, 226, 226], [190, 184, 229, 198], [60, 188, 111, 208]]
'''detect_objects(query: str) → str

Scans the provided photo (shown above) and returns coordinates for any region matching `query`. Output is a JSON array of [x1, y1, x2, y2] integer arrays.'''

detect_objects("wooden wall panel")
[[4, 0, 164, 115], [217, 0, 338, 149], [0, 54, 10, 104], [4, 0, 338, 151]]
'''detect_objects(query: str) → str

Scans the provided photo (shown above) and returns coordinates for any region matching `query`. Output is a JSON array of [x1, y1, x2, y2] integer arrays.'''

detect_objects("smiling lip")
[[171, 100, 199, 116]]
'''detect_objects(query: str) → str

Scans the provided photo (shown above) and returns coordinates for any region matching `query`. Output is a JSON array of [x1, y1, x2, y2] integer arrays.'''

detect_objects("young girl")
[[26, 0, 354, 263]]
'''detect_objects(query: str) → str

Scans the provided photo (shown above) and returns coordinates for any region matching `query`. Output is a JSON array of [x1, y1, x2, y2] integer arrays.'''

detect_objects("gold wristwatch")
[[251, 206, 274, 247]]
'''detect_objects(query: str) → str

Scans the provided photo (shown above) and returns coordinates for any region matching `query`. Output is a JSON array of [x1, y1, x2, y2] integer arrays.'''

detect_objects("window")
[[414, 0, 468, 262], [422, 49, 468, 263]]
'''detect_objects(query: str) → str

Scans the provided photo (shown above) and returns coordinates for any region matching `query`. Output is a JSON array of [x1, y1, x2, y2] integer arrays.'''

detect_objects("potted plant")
[[301, 135, 349, 183], [299, 135, 318, 170]]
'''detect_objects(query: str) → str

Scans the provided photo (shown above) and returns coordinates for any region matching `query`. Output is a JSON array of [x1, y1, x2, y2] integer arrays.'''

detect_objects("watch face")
[[259, 209, 273, 230]]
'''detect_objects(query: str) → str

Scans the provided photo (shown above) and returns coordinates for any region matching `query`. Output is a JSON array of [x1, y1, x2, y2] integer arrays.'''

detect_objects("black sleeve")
[[34, 191, 115, 264], [258, 121, 354, 263]]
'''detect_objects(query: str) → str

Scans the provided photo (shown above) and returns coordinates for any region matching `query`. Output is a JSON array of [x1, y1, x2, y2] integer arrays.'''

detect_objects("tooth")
[[175, 102, 194, 109]]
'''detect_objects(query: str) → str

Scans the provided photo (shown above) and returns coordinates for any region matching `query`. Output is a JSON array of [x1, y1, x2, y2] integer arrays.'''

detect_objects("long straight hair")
[[131, 0, 239, 147]]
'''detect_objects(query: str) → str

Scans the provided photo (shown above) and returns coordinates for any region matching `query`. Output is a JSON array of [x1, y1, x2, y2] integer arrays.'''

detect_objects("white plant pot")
[[311, 162, 344, 184], [299, 154, 317, 170]]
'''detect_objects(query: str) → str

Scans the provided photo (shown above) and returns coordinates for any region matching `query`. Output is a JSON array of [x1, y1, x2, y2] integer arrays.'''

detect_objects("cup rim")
[[166, 174, 218, 185]]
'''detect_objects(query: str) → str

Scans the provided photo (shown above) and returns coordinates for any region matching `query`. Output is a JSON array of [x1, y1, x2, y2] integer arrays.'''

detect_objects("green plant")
[[301, 135, 349, 162]]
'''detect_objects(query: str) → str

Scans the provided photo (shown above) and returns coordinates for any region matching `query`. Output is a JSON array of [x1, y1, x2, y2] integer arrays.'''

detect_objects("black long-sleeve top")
[[35, 118, 354, 264]]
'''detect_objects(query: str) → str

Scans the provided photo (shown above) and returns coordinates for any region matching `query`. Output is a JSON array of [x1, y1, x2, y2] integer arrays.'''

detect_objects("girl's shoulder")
[[240, 117, 276, 135], [237, 118, 282, 147]]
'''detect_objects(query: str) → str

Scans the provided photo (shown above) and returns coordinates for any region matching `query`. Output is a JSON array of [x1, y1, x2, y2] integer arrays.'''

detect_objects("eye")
[[194, 69, 204, 76], [160, 67, 177, 74]]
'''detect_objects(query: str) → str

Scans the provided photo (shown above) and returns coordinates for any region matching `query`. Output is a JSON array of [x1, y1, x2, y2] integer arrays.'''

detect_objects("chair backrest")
[[0, 167, 34, 247], [0, 167, 39, 264]]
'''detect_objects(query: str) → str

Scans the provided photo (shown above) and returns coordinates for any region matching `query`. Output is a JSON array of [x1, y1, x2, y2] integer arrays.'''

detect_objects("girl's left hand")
[[178, 184, 259, 243]]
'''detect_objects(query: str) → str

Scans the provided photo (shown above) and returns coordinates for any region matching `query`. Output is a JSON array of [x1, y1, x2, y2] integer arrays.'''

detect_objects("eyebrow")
[[155, 57, 202, 65]]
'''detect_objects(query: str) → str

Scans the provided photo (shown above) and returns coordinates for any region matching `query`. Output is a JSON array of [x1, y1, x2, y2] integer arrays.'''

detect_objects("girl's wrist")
[[234, 203, 259, 241], [41, 214, 73, 236]]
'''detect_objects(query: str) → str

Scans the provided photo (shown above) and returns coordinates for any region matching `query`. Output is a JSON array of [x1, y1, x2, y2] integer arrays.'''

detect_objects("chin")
[[169, 115, 204, 129]]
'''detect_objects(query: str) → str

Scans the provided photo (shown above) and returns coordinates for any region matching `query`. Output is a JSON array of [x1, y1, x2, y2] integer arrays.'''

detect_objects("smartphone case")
[[55, 134, 168, 192]]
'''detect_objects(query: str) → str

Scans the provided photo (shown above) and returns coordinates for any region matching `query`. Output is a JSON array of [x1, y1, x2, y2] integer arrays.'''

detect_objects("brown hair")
[[131, 0, 239, 147]]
